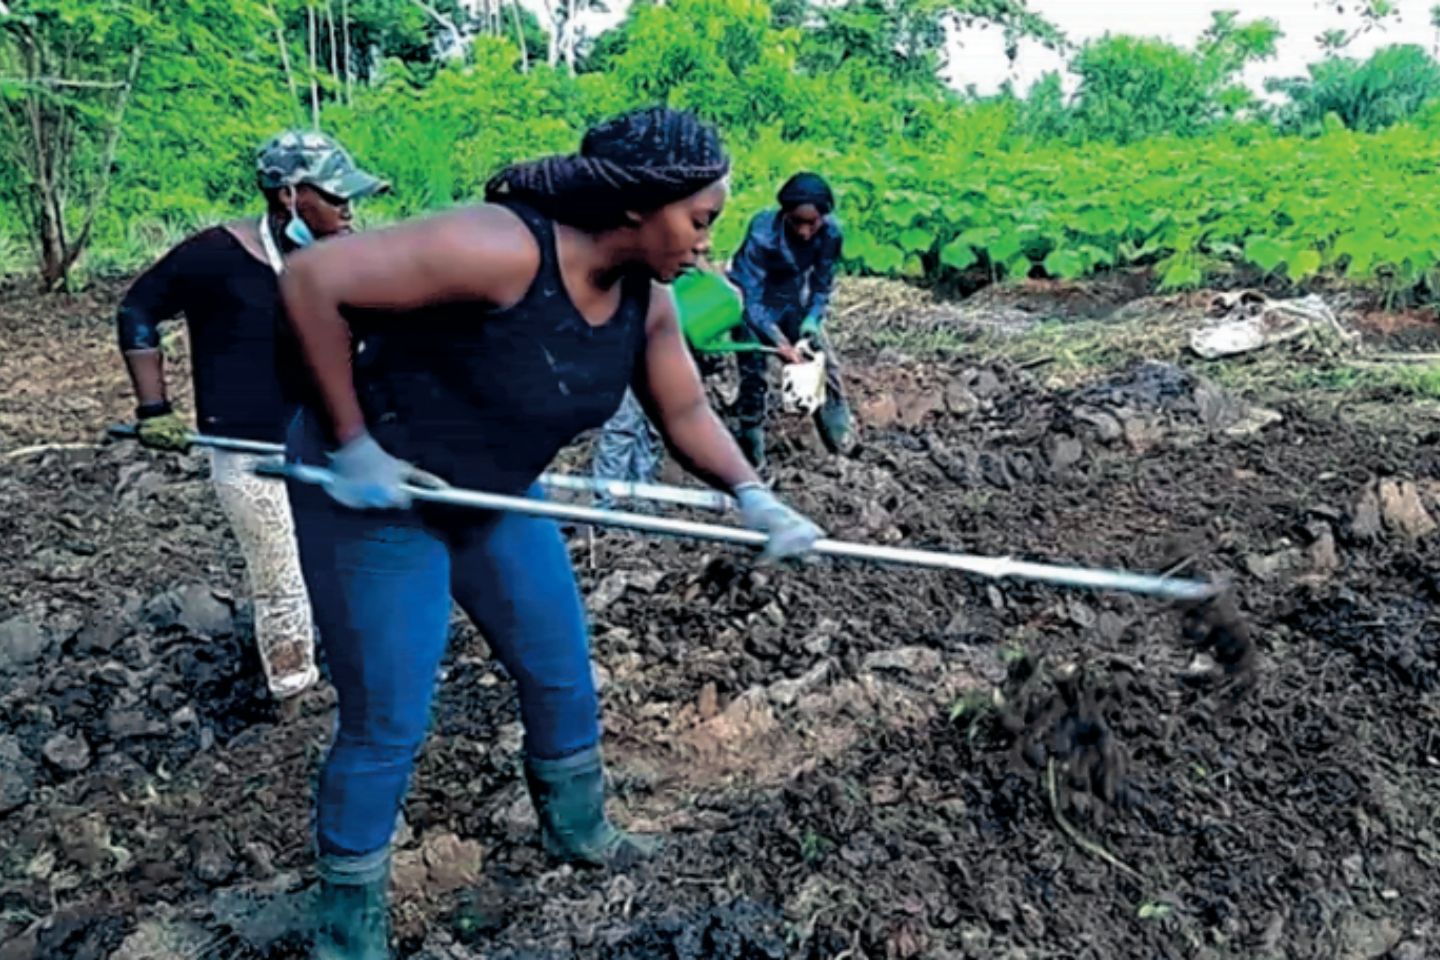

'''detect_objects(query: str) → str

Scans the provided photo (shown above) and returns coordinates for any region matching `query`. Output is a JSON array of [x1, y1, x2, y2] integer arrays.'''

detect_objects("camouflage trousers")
[[590, 390, 661, 508], [209, 449, 319, 699]]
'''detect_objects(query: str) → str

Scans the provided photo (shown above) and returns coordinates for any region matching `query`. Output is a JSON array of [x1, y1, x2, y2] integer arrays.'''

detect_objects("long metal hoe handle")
[[106, 424, 732, 512], [263, 461, 1217, 602]]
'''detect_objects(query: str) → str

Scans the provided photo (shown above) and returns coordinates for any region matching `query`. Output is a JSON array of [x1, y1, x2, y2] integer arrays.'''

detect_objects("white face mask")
[[285, 193, 316, 248]]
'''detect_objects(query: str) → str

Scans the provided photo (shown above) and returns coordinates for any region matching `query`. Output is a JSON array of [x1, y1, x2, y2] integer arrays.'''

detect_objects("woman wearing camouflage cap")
[[116, 130, 386, 701], [279, 107, 823, 959]]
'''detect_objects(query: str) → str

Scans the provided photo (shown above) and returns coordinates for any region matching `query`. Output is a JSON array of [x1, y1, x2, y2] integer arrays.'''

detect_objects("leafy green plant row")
[[808, 115, 1440, 297]]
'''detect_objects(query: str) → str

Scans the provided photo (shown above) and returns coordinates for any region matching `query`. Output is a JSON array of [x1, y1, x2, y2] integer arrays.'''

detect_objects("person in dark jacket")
[[277, 107, 824, 959], [727, 172, 854, 471], [116, 131, 387, 700]]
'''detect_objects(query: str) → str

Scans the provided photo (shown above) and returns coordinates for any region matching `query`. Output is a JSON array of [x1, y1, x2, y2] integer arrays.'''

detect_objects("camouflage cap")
[[256, 130, 388, 200]]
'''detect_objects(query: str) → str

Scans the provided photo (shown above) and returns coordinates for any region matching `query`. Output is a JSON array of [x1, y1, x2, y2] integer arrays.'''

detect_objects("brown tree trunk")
[[58, 45, 144, 287], [20, 39, 68, 287], [1, 15, 141, 289], [510, 0, 529, 72], [342, 0, 353, 102], [265, 0, 300, 115], [325, 0, 339, 90], [307, 2, 320, 128]]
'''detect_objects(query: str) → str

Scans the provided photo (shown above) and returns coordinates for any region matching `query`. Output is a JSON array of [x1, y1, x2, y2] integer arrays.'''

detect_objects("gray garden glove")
[[325, 432, 415, 510], [734, 482, 824, 561]]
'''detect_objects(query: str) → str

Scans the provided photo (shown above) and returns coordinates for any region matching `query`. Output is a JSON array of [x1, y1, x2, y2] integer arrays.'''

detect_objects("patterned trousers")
[[210, 449, 319, 698], [590, 390, 661, 507]]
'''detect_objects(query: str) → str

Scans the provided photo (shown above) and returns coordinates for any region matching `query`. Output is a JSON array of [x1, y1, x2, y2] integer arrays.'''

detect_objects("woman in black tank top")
[[278, 108, 824, 958]]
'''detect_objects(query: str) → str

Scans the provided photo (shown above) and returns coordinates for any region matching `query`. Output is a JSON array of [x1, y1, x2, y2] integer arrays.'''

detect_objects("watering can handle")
[[695, 340, 780, 355]]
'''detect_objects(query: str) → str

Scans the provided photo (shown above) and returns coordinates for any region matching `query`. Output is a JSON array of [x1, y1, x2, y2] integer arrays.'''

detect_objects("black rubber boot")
[[524, 746, 660, 869], [816, 400, 856, 455], [314, 851, 391, 960]]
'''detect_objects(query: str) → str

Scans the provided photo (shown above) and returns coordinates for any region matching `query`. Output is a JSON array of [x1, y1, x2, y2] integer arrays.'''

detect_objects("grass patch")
[[994, 317, 1193, 380], [1207, 354, 1440, 403], [0, 231, 29, 281], [1323, 362, 1440, 399], [862, 296, 1440, 410]]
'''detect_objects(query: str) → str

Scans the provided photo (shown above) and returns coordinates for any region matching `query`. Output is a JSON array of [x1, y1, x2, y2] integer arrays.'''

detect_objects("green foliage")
[[798, 0, 1060, 86], [798, 828, 833, 864], [325, 39, 589, 216], [1268, 44, 1440, 134], [343, 0, 472, 72], [1, 0, 156, 284], [1070, 35, 1218, 142], [108, 0, 300, 225], [1, 0, 546, 278], [1061, 13, 1279, 144], [749, 109, 1440, 300], [0, 229, 27, 280], [7, 0, 1440, 305], [601, 0, 801, 132]]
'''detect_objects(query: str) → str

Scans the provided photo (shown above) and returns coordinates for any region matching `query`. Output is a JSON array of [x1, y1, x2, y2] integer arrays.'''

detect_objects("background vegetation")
[[3, 0, 1440, 303]]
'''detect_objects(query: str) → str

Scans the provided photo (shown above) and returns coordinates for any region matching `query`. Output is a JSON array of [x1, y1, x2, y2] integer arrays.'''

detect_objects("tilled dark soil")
[[2, 279, 1439, 960]]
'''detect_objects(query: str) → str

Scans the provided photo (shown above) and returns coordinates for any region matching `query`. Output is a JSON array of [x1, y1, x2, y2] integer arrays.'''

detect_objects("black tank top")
[[346, 202, 651, 494]]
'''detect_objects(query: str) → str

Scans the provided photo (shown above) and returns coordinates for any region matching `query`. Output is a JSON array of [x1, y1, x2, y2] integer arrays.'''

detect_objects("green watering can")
[[674, 270, 770, 354]]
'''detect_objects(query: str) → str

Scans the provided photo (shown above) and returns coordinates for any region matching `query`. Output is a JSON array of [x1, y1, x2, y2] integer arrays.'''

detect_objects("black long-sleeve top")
[[117, 226, 292, 443]]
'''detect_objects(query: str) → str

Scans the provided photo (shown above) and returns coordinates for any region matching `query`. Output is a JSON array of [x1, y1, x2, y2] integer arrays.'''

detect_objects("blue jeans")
[[286, 424, 599, 858]]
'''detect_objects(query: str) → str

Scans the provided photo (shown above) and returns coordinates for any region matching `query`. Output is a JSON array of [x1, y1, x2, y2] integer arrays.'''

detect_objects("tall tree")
[[538, 0, 604, 73], [307, 0, 320, 126], [509, 0, 528, 71], [800, 0, 1063, 89], [1067, 13, 1279, 143], [0, 1, 146, 288], [1268, 43, 1440, 133]]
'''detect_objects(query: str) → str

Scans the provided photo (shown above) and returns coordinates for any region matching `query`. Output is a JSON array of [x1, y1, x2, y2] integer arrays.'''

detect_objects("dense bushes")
[[1268, 44, 1440, 135], [4, 0, 1440, 300]]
